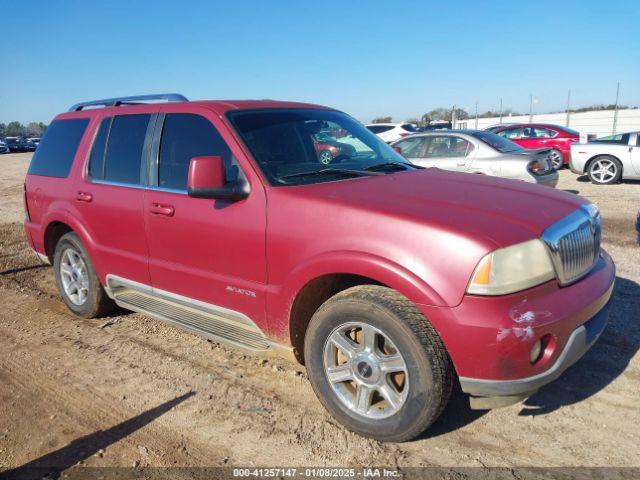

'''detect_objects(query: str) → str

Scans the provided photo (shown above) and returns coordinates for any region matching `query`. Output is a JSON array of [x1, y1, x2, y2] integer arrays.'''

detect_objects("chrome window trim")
[[542, 204, 601, 286]]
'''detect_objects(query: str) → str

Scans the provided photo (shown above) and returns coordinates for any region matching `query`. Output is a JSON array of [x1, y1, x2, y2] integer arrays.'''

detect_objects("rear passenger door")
[[77, 113, 154, 287], [143, 110, 268, 330]]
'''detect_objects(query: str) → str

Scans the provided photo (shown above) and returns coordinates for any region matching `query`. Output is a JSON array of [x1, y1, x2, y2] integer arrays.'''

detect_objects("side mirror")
[[187, 156, 249, 201]]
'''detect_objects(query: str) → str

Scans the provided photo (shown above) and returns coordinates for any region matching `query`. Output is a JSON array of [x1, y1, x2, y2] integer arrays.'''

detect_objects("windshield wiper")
[[278, 168, 382, 182], [364, 162, 413, 171]]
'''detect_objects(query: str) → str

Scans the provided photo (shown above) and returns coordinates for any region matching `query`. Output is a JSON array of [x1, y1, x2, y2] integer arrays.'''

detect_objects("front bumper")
[[416, 250, 615, 409], [460, 291, 611, 408]]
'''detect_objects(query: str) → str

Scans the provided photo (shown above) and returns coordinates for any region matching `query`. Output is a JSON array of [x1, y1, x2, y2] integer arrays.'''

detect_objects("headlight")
[[467, 239, 556, 295]]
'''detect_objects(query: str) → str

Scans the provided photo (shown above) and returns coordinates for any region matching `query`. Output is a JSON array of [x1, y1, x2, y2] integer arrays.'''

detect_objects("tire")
[[318, 150, 333, 165], [549, 149, 564, 170], [53, 232, 115, 318], [587, 155, 622, 185], [304, 285, 453, 442]]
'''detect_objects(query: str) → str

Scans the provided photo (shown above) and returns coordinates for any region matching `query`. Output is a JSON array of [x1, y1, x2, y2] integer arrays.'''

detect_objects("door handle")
[[76, 191, 93, 202], [150, 203, 175, 217]]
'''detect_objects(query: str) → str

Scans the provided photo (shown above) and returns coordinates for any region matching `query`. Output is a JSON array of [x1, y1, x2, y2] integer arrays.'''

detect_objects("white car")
[[570, 131, 640, 184], [365, 123, 417, 143], [0, 140, 9, 154]]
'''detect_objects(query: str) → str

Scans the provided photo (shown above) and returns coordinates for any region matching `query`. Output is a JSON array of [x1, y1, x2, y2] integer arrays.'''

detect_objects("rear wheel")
[[549, 149, 564, 170], [587, 156, 622, 185], [53, 232, 115, 318], [304, 285, 453, 442]]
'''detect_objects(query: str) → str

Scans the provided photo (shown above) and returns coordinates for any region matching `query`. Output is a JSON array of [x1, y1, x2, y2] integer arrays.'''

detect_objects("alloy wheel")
[[323, 322, 409, 419], [590, 159, 617, 183], [59, 248, 89, 306]]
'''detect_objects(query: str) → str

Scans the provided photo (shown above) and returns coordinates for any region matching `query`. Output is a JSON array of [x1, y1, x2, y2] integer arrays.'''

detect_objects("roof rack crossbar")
[[69, 93, 188, 111]]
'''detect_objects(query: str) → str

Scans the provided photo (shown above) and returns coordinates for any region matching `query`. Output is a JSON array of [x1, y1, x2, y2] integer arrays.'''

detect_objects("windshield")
[[469, 130, 522, 153], [228, 109, 412, 185]]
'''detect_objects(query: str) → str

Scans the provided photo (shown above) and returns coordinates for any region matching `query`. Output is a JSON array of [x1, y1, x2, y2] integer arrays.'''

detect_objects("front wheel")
[[587, 156, 622, 185], [304, 285, 453, 442]]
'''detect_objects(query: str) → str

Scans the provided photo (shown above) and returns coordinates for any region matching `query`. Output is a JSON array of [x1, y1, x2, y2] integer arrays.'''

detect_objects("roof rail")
[[68, 93, 188, 112]]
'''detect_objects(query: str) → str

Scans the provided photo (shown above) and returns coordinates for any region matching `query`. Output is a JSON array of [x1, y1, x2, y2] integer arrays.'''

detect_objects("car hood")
[[287, 168, 586, 248]]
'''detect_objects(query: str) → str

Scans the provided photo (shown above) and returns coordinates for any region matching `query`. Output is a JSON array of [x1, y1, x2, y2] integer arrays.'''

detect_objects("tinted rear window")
[[367, 125, 394, 134], [28, 118, 89, 177], [401, 124, 417, 132], [88, 117, 111, 180], [102, 114, 150, 184]]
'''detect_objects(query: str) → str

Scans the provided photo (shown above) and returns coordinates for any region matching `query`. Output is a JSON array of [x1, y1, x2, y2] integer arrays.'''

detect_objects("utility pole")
[[529, 94, 533, 123], [612, 82, 620, 135], [451, 104, 456, 129], [565, 90, 571, 127], [499, 97, 503, 125], [474, 101, 478, 129]]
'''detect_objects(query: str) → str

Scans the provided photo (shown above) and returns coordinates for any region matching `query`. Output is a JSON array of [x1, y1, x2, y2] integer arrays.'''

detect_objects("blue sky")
[[1, 0, 638, 124]]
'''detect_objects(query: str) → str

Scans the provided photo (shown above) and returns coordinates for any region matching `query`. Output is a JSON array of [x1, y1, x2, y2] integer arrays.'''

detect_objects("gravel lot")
[[0, 152, 638, 471]]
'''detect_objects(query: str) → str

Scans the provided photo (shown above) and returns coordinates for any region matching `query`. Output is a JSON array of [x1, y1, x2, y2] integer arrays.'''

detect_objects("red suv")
[[24, 94, 614, 442], [493, 123, 580, 170]]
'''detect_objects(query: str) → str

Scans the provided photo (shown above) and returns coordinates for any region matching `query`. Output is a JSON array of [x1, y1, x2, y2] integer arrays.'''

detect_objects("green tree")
[[372, 116, 392, 123], [5, 121, 26, 136]]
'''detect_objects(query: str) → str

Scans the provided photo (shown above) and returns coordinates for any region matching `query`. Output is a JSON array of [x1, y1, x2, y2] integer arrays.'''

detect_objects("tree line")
[[0, 121, 48, 138], [372, 103, 637, 125]]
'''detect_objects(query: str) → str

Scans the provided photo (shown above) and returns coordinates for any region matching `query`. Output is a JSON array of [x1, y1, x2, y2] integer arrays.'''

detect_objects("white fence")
[[454, 109, 640, 138]]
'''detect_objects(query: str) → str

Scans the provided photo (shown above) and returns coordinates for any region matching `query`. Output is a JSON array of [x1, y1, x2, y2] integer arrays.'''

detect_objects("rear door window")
[[102, 114, 151, 185], [157, 113, 232, 190], [27, 118, 89, 177]]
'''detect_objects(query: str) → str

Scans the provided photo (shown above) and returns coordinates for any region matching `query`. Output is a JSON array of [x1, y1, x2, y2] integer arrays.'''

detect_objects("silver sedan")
[[391, 130, 558, 187]]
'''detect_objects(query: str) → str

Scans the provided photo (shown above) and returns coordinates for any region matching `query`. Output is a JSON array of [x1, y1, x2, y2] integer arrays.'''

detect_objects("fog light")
[[530, 339, 542, 364]]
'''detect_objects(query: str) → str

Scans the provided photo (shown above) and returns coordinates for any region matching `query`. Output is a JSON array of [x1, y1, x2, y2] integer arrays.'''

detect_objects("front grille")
[[542, 204, 601, 285]]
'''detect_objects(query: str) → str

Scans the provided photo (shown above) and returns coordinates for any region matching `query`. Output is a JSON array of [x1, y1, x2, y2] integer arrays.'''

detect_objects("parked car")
[[24, 94, 614, 442], [365, 122, 417, 143], [484, 123, 515, 133], [26, 137, 41, 148], [4, 136, 37, 152], [0, 139, 9, 154], [492, 123, 580, 170], [391, 130, 558, 187], [312, 131, 357, 164], [569, 131, 640, 184]]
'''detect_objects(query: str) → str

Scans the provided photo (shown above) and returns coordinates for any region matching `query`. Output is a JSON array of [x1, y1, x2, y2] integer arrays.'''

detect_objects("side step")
[[105, 275, 290, 355]]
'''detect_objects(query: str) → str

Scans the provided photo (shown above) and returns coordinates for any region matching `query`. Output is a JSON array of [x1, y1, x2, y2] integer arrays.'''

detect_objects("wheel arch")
[[585, 154, 624, 176], [281, 251, 447, 363]]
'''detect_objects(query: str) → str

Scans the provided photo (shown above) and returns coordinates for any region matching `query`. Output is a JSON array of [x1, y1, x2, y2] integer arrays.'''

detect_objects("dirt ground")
[[0, 153, 638, 470]]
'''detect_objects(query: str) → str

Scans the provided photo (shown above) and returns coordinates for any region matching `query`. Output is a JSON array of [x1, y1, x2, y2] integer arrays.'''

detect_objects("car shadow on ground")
[[519, 275, 639, 416], [1, 392, 195, 480]]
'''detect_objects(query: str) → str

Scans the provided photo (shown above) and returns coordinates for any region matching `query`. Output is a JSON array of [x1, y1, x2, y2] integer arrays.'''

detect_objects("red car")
[[24, 94, 614, 442], [493, 123, 580, 170]]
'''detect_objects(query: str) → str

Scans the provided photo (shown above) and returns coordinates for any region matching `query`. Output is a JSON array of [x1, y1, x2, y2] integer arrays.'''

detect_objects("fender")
[[39, 206, 106, 279], [266, 249, 448, 341]]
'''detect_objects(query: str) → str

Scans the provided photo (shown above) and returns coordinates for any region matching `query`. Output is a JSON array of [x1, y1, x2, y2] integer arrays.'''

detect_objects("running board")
[[105, 275, 291, 356]]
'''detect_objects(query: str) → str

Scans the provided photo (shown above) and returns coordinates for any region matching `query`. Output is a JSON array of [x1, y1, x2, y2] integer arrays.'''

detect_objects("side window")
[[103, 114, 151, 185], [158, 114, 232, 190], [395, 136, 426, 157], [28, 118, 89, 177], [88, 117, 111, 180], [499, 128, 522, 139], [424, 136, 473, 158], [533, 127, 556, 138]]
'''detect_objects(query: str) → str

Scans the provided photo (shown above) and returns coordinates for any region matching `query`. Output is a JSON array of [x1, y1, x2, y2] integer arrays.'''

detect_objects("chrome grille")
[[542, 204, 601, 285]]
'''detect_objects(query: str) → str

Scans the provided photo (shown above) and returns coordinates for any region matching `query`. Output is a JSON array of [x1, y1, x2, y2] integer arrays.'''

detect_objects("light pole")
[[474, 101, 478, 129], [565, 90, 571, 127], [612, 82, 620, 135], [499, 97, 503, 125]]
